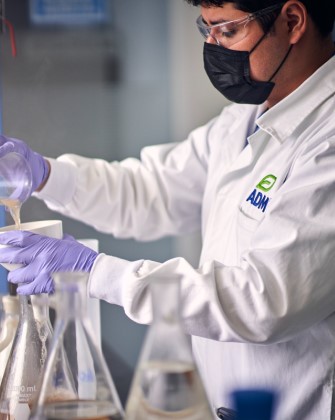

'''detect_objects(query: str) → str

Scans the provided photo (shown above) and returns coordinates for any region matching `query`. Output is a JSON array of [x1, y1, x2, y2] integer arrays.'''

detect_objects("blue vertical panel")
[[0, 59, 8, 294]]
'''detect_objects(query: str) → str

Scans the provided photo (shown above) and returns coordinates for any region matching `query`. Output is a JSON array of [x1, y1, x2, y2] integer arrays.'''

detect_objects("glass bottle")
[[0, 295, 20, 383], [125, 276, 215, 420], [0, 293, 52, 420], [30, 271, 124, 420]]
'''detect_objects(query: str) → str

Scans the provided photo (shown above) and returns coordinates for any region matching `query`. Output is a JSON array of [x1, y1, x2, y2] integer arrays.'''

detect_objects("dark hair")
[[184, 0, 335, 37]]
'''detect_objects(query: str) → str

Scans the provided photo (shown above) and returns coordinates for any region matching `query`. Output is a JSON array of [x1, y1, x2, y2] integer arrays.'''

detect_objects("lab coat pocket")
[[237, 207, 262, 255], [237, 207, 262, 232]]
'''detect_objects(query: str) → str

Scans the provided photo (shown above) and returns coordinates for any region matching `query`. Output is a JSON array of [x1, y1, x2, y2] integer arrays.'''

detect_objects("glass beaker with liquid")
[[30, 271, 124, 420], [125, 276, 215, 420], [0, 293, 53, 420], [0, 151, 32, 228], [0, 294, 20, 383]]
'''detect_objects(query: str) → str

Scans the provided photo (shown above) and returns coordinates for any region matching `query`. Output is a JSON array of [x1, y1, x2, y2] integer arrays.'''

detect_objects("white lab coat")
[[36, 56, 335, 419]]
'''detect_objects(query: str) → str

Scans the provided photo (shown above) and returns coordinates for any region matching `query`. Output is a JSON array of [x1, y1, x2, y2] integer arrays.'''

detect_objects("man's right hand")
[[0, 135, 50, 195]]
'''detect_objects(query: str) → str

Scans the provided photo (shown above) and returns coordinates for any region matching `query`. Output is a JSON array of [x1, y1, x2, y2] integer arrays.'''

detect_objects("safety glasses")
[[196, 4, 283, 48]]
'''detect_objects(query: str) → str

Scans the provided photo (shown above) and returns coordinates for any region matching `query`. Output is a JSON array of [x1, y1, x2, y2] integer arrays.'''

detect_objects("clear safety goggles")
[[196, 4, 283, 48]]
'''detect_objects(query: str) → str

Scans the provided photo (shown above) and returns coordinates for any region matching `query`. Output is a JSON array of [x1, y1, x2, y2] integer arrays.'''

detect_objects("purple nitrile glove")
[[0, 135, 50, 194], [0, 231, 98, 295]]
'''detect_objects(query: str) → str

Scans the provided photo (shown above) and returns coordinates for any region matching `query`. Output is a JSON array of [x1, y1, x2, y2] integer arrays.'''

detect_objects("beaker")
[[0, 295, 20, 383], [0, 293, 53, 420], [125, 276, 215, 420], [0, 151, 32, 228], [30, 271, 124, 420]]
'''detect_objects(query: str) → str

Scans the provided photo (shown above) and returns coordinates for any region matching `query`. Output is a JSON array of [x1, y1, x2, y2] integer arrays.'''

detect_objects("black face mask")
[[203, 34, 293, 104]]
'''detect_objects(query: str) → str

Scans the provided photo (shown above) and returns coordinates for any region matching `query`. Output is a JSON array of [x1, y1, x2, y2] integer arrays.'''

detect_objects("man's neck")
[[266, 36, 335, 108]]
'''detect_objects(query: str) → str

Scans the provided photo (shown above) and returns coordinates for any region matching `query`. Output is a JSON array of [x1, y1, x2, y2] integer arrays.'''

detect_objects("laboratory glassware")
[[0, 151, 32, 203], [0, 293, 52, 420], [125, 276, 215, 420], [30, 271, 124, 420], [0, 151, 32, 228], [0, 295, 20, 383]]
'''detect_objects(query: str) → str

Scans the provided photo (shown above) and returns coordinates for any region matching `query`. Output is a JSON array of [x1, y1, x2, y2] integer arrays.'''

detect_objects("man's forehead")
[[200, 3, 247, 24]]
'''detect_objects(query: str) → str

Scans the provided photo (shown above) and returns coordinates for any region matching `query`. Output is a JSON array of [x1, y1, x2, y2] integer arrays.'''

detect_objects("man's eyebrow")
[[201, 16, 229, 26]]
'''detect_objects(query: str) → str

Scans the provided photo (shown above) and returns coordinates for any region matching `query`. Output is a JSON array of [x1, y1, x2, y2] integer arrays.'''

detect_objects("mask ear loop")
[[249, 30, 269, 55], [247, 8, 292, 83], [248, 3, 285, 56], [1, 17, 17, 57], [267, 44, 293, 82]]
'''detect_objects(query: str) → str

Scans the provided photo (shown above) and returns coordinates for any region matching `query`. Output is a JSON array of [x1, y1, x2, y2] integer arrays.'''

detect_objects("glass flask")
[[0, 293, 52, 420], [0, 295, 20, 383], [125, 276, 215, 420], [30, 271, 124, 420]]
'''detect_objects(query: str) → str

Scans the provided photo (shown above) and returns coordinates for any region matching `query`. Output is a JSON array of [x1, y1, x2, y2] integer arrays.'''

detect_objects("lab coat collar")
[[255, 56, 335, 143]]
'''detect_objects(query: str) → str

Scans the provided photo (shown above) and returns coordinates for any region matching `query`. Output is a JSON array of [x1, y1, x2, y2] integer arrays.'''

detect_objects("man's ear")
[[281, 0, 307, 44]]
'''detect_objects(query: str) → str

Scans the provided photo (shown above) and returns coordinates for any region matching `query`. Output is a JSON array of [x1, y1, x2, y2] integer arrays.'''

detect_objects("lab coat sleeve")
[[89, 136, 335, 345], [34, 119, 216, 241]]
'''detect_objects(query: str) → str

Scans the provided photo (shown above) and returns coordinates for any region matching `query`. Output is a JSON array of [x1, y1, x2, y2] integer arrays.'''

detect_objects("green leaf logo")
[[256, 174, 277, 192]]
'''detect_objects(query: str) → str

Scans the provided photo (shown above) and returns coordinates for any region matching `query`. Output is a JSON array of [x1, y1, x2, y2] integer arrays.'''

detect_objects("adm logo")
[[246, 174, 277, 213]]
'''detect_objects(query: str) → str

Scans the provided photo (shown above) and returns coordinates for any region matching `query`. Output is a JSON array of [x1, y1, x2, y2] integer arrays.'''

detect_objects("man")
[[0, 0, 335, 418]]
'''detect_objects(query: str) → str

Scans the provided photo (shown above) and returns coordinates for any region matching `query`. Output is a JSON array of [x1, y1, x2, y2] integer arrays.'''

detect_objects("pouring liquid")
[[0, 198, 21, 229], [0, 198, 21, 295]]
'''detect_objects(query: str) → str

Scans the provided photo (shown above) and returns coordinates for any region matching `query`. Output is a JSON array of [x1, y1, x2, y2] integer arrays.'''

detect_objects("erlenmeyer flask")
[[30, 271, 124, 420], [0, 295, 20, 383], [0, 293, 52, 420], [125, 276, 215, 420]]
